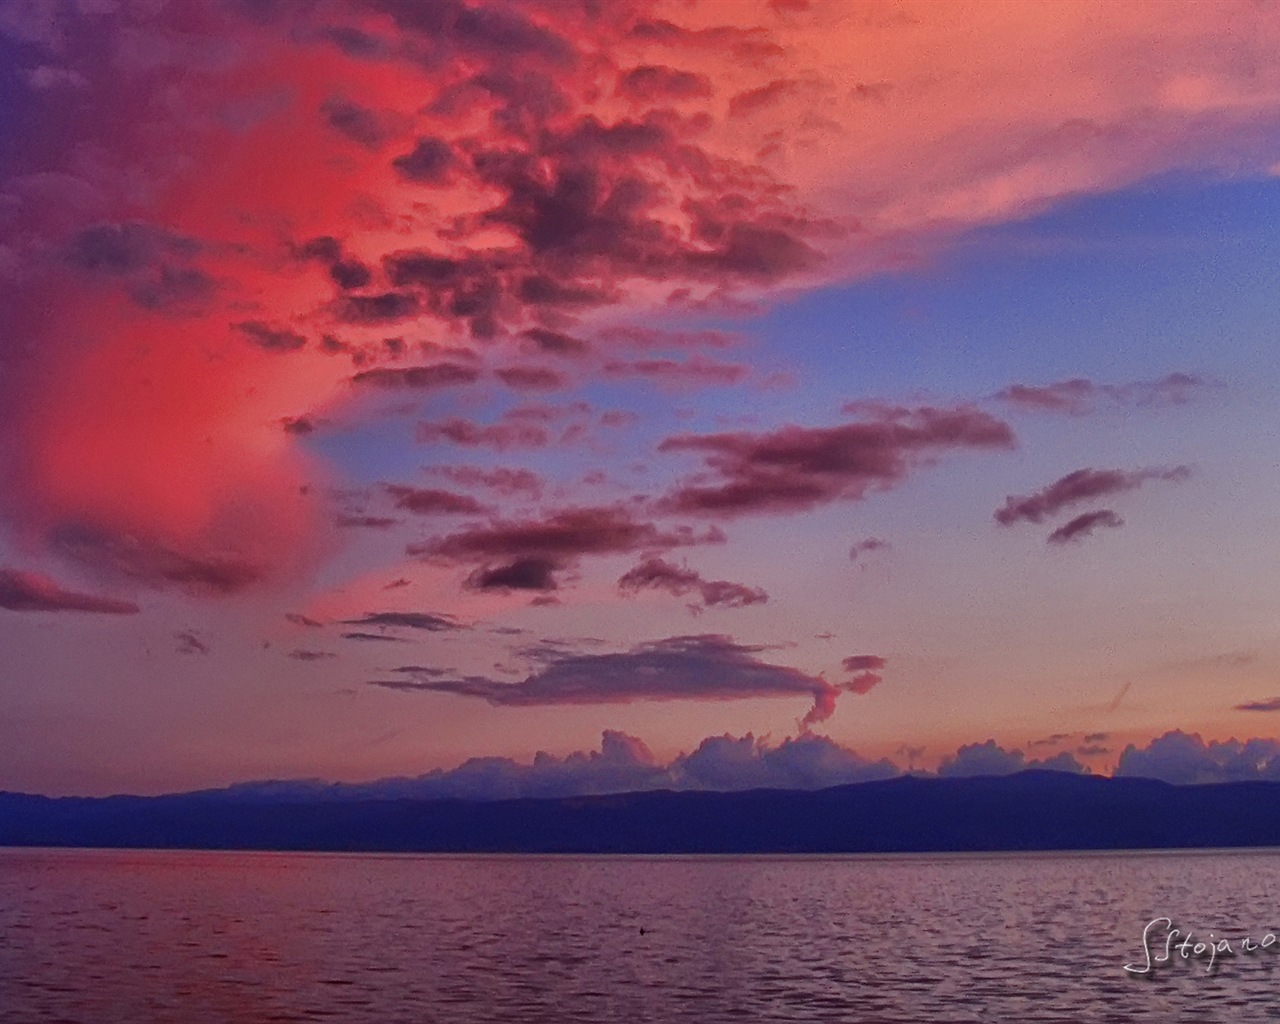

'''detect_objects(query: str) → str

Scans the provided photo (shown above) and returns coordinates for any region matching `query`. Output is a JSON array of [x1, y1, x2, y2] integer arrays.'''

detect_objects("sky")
[[4, 0, 1280, 797]]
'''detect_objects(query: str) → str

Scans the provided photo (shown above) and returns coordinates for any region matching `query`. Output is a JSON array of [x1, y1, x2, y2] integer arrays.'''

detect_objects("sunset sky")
[[4, 0, 1280, 796]]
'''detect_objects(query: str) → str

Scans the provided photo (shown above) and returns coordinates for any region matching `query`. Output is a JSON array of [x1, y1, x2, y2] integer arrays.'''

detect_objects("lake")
[[2, 847, 1278, 1021]]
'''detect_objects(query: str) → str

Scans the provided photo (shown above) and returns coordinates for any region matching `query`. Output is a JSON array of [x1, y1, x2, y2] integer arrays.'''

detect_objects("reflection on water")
[[3, 848, 1280, 1021]]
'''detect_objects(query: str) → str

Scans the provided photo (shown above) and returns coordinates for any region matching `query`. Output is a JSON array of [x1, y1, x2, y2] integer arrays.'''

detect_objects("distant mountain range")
[[3, 771, 1280, 853]]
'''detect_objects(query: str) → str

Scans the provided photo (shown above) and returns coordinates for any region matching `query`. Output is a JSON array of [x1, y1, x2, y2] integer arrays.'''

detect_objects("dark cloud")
[[415, 505, 724, 592], [848, 537, 889, 560], [602, 356, 748, 387], [495, 365, 566, 390], [289, 649, 336, 661], [371, 633, 869, 729], [840, 654, 885, 694], [377, 248, 504, 339], [327, 259, 373, 290], [659, 406, 1015, 517], [627, 18, 784, 62], [517, 275, 610, 307], [392, 137, 458, 185], [417, 417, 550, 450], [595, 325, 740, 350], [235, 320, 307, 352], [52, 527, 266, 596], [995, 466, 1190, 525], [175, 630, 210, 655], [1116, 730, 1280, 784], [427, 465, 544, 498], [618, 557, 767, 609], [294, 5, 831, 349], [321, 97, 392, 148], [1046, 509, 1125, 544], [521, 327, 590, 357], [368, 0, 576, 65], [335, 514, 399, 529], [341, 631, 408, 643], [728, 79, 802, 118], [995, 373, 1205, 415], [294, 234, 372, 290], [351, 362, 480, 389], [0, 567, 139, 614], [616, 65, 713, 103], [130, 265, 216, 309], [285, 612, 323, 628], [64, 222, 194, 273], [1235, 697, 1280, 712], [938, 740, 1086, 778], [63, 221, 213, 310], [342, 611, 461, 632], [281, 416, 315, 435], [337, 291, 422, 324], [318, 25, 389, 59], [384, 485, 488, 516], [467, 556, 561, 593]]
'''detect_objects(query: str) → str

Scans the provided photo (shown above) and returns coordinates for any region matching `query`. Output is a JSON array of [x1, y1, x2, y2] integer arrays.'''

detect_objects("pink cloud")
[[0, 567, 138, 614], [659, 405, 1014, 517], [995, 466, 1190, 526]]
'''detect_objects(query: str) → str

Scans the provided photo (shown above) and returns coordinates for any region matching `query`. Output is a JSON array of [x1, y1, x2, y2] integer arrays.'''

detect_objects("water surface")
[[3, 848, 1278, 1022]]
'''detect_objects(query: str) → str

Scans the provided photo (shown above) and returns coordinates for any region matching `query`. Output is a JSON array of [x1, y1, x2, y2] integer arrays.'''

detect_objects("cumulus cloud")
[[0, 567, 139, 614], [6, 0, 1275, 606], [1116, 730, 1280, 784], [1046, 509, 1125, 544], [371, 633, 873, 730], [937, 739, 1086, 778], [673, 732, 898, 792], [260, 730, 889, 801], [995, 466, 1190, 525], [227, 731, 1114, 801], [659, 405, 1014, 517], [618, 556, 768, 609]]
